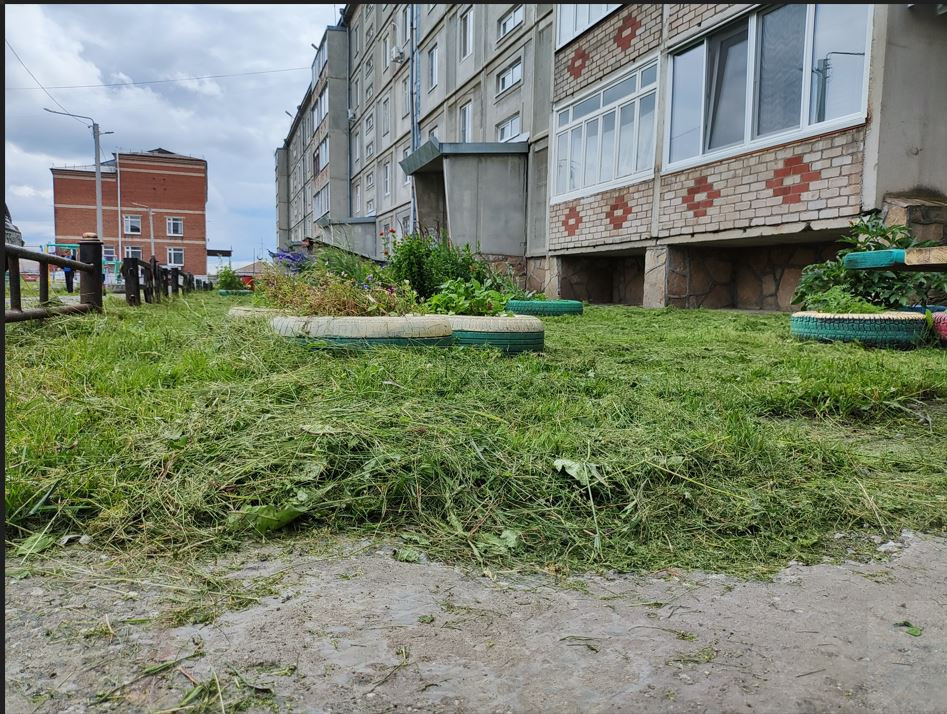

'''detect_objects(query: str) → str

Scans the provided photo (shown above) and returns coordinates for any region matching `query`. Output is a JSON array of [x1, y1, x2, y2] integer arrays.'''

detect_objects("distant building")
[[51, 148, 210, 276]]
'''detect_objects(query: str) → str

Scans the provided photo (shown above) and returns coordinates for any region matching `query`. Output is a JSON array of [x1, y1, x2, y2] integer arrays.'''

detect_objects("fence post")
[[162, 268, 170, 298], [39, 264, 50, 306], [78, 233, 103, 311], [171, 267, 180, 296], [150, 257, 161, 302], [123, 259, 141, 306]]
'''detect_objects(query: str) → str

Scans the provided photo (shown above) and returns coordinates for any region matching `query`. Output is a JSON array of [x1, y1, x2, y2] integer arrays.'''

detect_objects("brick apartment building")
[[51, 148, 209, 277], [276, 4, 947, 309]]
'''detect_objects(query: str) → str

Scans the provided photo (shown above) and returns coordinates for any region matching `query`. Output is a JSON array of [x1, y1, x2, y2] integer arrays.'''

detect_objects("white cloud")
[[4, 3, 335, 267]]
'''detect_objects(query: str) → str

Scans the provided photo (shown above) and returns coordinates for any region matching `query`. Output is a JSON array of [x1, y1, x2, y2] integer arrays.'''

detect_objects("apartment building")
[[51, 148, 209, 276], [275, 4, 946, 309]]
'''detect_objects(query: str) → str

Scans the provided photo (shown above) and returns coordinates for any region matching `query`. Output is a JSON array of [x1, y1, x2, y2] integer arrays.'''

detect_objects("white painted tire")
[[445, 315, 544, 333], [228, 306, 285, 319], [270, 314, 454, 347], [446, 314, 544, 353]]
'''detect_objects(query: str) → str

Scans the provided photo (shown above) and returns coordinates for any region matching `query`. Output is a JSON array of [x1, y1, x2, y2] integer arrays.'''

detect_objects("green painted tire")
[[790, 311, 928, 348], [842, 249, 906, 270], [452, 331, 544, 353], [291, 336, 454, 350], [218, 289, 253, 296], [506, 299, 583, 316], [446, 315, 544, 352]]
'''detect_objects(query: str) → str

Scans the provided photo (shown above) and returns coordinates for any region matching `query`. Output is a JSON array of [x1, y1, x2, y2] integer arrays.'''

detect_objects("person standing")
[[62, 249, 75, 293]]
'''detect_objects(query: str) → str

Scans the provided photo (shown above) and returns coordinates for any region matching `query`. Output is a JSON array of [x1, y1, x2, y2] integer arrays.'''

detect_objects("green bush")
[[802, 285, 885, 314], [425, 278, 511, 315], [386, 231, 491, 299], [316, 245, 380, 284], [216, 265, 245, 291], [793, 215, 947, 309]]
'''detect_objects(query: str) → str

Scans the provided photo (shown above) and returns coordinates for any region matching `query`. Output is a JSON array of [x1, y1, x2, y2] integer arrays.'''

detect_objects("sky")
[[4, 3, 338, 270]]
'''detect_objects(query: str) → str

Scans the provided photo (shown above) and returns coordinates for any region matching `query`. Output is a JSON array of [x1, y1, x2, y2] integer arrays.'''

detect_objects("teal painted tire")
[[790, 311, 928, 348], [842, 249, 906, 270], [506, 299, 583, 316], [218, 289, 253, 296], [453, 331, 544, 353], [446, 315, 544, 352]]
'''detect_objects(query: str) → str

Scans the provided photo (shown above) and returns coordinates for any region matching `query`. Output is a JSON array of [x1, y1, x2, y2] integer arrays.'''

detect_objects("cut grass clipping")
[[5, 294, 947, 576]]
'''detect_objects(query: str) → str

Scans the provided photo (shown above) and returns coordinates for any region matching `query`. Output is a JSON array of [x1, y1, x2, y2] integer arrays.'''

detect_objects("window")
[[352, 77, 360, 108], [352, 130, 361, 166], [496, 58, 522, 95], [311, 40, 327, 85], [103, 245, 116, 261], [366, 170, 374, 188], [124, 245, 142, 259], [459, 101, 472, 142], [402, 147, 410, 184], [383, 34, 391, 68], [366, 81, 374, 100], [428, 125, 438, 140], [366, 198, 375, 214], [315, 87, 328, 125], [498, 5, 524, 39], [366, 140, 375, 158], [496, 114, 521, 142], [365, 113, 374, 135], [352, 23, 360, 57], [667, 4, 870, 166], [402, 76, 410, 116], [401, 6, 409, 45], [167, 247, 184, 266], [166, 216, 184, 236], [460, 8, 473, 59], [557, 4, 619, 47], [354, 182, 361, 214], [382, 96, 391, 135], [313, 185, 329, 217], [384, 160, 391, 196], [315, 137, 329, 171], [553, 58, 658, 198], [428, 44, 438, 90], [123, 215, 141, 234]]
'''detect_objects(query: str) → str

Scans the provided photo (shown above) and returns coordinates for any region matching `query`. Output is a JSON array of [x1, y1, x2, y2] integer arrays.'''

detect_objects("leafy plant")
[[803, 286, 885, 314], [386, 231, 491, 299], [216, 265, 245, 291], [425, 278, 511, 315], [793, 215, 947, 309], [316, 245, 380, 284]]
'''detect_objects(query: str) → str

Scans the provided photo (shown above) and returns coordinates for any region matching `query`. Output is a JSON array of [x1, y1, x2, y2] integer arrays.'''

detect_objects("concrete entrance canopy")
[[400, 139, 529, 257]]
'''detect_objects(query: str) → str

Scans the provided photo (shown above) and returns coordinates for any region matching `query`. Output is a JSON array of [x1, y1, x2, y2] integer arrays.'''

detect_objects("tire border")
[[790, 310, 928, 348], [506, 299, 583, 316]]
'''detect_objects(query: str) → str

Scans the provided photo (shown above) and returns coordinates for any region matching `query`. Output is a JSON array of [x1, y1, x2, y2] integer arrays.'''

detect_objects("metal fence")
[[4, 232, 212, 323]]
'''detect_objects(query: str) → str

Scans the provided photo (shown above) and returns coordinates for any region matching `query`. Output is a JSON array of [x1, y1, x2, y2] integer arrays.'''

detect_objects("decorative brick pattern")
[[658, 126, 866, 238], [567, 47, 590, 80], [667, 4, 732, 41], [549, 183, 653, 253], [562, 206, 582, 236], [614, 15, 642, 51], [554, 4, 662, 103]]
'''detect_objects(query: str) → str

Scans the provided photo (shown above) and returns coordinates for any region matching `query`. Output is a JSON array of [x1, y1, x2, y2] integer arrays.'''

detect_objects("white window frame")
[[366, 140, 375, 158], [550, 54, 660, 204], [401, 6, 409, 46], [496, 58, 522, 96], [428, 44, 438, 91], [382, 96, 391, 135], [402, 75, 410, 117], [352, 77, 360, 108], [383, 33, 391, 67], [498, 5, 524, 40], [557, 4, 621, 49], [124, 245, 142, 259], [353, 130, 361, 166], [460, 7, 473, 60], [496, 113, 521, 142], [352, 23, 360, 58], [167, 247, 184, 267], [663, 4, 873, 173], [459, 100, 472, 142], [123, 214, 141, 235], [354, 182, 361, 214], [384, 160, 391, 196], [103, 245, 116, 261], [366, 170, 375, 188], [402, 146, 410, 184], [313, 185, 330, 218], [366, 198, 375, 214], [166, 216, 184, 237]]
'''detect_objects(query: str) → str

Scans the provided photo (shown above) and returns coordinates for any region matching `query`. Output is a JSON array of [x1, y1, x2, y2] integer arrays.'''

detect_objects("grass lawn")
[[5, 294, 946, 576]]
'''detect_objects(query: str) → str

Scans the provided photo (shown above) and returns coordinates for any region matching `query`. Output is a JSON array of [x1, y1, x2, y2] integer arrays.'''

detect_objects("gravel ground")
[[5, 531, 946, 713]]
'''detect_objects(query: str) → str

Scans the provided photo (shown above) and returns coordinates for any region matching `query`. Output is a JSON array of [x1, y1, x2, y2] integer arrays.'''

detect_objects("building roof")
[[400, 138, 530, 176], [232, 260, 270, 276]]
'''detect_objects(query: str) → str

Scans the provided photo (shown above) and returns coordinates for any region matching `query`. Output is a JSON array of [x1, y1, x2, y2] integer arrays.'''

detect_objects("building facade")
[[51, 148, 209, 276], [275, 3, 947, 309]]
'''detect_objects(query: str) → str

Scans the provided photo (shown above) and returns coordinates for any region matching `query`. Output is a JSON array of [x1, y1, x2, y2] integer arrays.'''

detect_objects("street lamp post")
[[44, 109, 113, 240]]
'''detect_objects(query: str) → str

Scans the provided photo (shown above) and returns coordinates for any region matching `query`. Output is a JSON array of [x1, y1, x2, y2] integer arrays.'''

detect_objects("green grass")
[[5, 294, 946, 576]]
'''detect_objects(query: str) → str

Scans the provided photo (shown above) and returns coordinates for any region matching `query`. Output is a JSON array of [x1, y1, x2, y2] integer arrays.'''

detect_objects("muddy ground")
[[5, 531, 946, 713]]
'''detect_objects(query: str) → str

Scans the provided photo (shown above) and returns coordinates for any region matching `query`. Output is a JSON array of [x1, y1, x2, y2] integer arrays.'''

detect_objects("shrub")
[[316, 245, 380, 284], [425, 278, 511, 316], [386, 231, 491, 299], [793, 215, 947, 309], [216, 265, 245, 291], [254, 263, 420, 316]]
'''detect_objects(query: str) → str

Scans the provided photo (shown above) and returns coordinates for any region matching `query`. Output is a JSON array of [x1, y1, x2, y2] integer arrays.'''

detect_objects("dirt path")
[[5, 532, 946, 713]]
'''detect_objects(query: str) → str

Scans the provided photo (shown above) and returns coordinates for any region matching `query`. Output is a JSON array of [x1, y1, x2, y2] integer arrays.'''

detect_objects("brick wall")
[[549, 182, 653, 253], [553, 4, 662, 103], [658, 127, 865, 238], [666, 4, 730, 41]]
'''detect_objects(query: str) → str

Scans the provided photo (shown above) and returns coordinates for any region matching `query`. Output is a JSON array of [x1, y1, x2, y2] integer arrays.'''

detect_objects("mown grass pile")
[[5, 294, 946, 575]]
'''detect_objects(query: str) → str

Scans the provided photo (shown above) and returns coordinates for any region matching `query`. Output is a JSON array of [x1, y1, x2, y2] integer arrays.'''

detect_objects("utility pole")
[[44, 109, 113, 241]]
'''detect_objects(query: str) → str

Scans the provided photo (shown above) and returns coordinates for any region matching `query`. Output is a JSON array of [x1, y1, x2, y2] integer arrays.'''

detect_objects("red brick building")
[[51, 148, 209, 276]]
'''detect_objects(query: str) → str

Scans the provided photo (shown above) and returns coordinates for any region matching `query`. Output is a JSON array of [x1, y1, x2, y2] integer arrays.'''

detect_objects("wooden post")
[[78, 233, 103, 310], [162, 268, 170, 298], [39, 263, 50, 305], [142, 261, 153, 304], [8, 252, 22, 312], [124, 259, 141, 306], [150, 256, 161, 302], [171, 267, 180, 296]]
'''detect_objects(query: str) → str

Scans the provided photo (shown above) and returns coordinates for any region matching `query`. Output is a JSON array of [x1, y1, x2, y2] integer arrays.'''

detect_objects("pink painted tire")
[[934, 312, 947, 347]]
